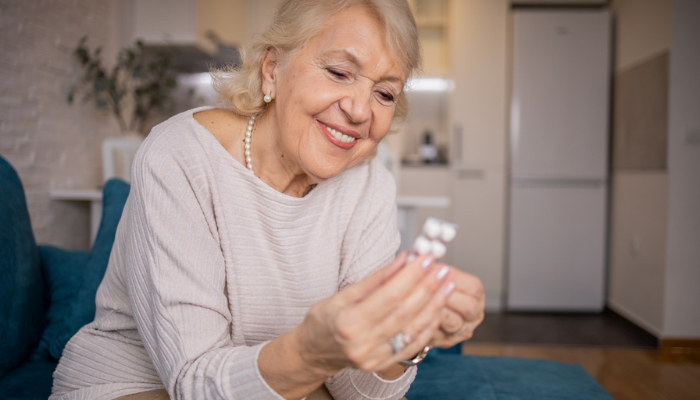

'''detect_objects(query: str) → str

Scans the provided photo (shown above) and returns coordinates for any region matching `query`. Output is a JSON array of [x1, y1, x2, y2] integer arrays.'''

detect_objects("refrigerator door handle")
[[456, 168, 485, 180], [452, 124, 463, 165]]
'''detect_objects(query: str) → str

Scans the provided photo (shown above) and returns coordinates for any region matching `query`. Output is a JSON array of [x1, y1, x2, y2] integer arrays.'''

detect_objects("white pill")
[[440, 225, 457, 242], [431, 241, 447, 258], [423, 218, 441, 239], [413, 236, 431, 255]]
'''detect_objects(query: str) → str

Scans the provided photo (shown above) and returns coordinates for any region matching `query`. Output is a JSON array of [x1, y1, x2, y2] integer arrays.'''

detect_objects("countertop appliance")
[[507, 10, 611, 311]]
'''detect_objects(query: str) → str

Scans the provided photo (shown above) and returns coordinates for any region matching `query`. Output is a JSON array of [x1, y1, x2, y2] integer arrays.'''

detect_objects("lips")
[[317, 121, 359, 150]]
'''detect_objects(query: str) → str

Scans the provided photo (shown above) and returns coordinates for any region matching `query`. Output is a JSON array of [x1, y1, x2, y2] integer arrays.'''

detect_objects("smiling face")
[[259, 5, 406, 184]]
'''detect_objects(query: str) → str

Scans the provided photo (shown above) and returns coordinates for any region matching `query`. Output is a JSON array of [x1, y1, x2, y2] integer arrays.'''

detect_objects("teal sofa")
[[0, 156, 129, 400], [406, 347, 613, 399], [0, 155, 613, 399]]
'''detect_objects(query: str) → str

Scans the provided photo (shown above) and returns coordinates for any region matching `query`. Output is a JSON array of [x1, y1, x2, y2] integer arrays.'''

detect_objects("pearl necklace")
[[245, 115, 256, 172]]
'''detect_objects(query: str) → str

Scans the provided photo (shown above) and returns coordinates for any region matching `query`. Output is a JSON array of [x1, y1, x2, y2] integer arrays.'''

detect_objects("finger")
[[400, 278, 455, 341], [448, 269, 485, 300], [431, 309, 485, 348], [375, 277, 455, 368], [351, 254, 437, 324], [376, 317, 442, 372], [444, 290, 484, 323], [370, 263, 451, 340], [429, 329, 462, 349], [360, 276, 452, 371], [335, 252, 409, 305], [431, 314, 483, 348], [439, 308, 464, 334]]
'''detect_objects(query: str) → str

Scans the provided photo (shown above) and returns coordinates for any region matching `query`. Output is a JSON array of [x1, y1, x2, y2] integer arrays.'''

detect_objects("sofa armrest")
[[31, 246, 91, 361]]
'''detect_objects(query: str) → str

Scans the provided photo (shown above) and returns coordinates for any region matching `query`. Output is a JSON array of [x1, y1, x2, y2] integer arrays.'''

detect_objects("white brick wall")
[[0, 0, 120, 249]]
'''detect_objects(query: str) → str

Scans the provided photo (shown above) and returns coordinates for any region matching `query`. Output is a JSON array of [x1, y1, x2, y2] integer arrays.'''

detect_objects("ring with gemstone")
[[389, 332, 410, 354]]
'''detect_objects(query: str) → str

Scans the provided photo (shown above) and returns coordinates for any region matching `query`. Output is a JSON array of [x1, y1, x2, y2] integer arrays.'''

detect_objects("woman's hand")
[[428, 268, 485, 349], [294, 252, 456, 375]]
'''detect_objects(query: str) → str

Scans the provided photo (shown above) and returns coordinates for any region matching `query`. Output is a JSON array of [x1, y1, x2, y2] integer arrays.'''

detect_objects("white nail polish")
[[436, 266, 449, 280], [444, 282, 456, 296], [421, 257, 433, 269]]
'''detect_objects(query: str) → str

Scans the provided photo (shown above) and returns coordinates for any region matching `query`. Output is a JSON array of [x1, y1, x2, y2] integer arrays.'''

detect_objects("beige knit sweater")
[[50, 108, 416, 400]]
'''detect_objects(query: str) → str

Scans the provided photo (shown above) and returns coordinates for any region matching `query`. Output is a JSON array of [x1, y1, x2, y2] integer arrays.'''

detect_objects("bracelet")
[[398, 346, 430, 367]]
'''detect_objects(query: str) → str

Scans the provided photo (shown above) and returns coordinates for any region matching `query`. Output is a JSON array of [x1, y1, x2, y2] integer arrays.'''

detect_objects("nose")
[[338, 83, 372, 125]]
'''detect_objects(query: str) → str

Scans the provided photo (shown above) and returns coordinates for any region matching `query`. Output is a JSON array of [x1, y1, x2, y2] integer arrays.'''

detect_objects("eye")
[[327, 68, 348, 80], [375, 90, 397, 106]]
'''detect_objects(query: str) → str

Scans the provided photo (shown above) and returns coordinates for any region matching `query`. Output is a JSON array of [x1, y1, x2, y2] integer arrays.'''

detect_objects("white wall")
[[606, 0, 673, 336], [244, 0, 280, 48], [0, 0, 121, 249], [663, 0, 700, 338], [608, 0, 700, 339], [608, 172, 668, 336], [199, 0, 247, 47]]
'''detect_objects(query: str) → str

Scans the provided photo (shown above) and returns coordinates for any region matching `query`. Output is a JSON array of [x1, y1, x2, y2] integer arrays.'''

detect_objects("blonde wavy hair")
[[211, 0, 421, 123]]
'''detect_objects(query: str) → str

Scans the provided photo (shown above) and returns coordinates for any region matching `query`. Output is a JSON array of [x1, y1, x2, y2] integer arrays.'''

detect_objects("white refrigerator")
[[507, 10, 611, 311]]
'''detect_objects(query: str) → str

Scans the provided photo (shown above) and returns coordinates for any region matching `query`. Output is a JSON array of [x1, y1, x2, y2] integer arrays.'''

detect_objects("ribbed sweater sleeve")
[[124, 136, 284, 400]]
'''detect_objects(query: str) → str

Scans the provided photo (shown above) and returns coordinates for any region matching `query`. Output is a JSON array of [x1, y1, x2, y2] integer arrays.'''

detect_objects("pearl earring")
[[264, 94, 271, 103]]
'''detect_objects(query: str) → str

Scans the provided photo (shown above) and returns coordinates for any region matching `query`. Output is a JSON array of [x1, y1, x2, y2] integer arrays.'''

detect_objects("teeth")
[[324, 124, 356, 143]]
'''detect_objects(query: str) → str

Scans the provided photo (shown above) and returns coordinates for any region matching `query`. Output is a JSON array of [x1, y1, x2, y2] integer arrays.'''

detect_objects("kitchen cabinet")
[[409, 0, 450, 76], [447, 0, 509, 166], [443, 0, 509, 311], [446, 167, 506, 311], [397, 164, 506, 312], [121, 0, 246, 54], [397, 166, 452, 253], [399, 165, 451, 197]]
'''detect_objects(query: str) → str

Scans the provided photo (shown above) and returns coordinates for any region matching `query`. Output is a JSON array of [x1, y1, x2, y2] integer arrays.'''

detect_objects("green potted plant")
[[67, 37, 178, 135]]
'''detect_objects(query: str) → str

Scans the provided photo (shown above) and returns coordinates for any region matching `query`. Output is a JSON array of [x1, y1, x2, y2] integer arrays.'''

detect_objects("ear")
[[261, 47, 279, 100]]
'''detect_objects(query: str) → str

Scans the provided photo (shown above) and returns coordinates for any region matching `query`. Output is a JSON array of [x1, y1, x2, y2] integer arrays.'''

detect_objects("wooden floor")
[[462, 343, 700, 400], [471, 309, 658, 347]]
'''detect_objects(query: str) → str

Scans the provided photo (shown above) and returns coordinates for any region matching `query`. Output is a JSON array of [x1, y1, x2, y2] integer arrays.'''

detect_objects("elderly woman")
[[51, 1, 484, 399]]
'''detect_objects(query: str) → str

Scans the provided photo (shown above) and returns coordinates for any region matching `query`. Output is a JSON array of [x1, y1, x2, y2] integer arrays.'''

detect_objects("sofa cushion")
[[472, 355, 612, 399], [0, 358, 58, 400], [0, 156, 45, 378], [48, 178, 130, 360], [31, 246, 91, 361], [406, 353, 613, 400]]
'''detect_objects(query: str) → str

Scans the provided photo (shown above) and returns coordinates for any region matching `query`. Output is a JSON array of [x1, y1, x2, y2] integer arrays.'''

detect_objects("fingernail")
[[421, 256, 433, 269], [436, 265, 449, 280], [443, 281, 456, 296]]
